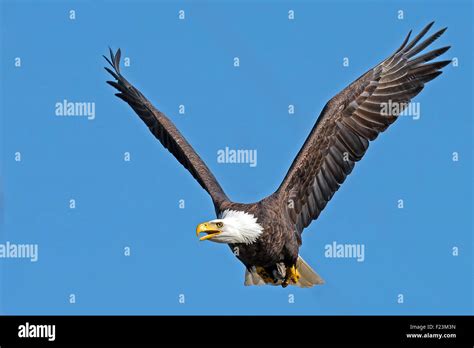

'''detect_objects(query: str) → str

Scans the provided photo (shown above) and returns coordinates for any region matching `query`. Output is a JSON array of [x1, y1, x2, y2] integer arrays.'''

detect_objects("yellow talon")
[[282, 265, 300, 287]]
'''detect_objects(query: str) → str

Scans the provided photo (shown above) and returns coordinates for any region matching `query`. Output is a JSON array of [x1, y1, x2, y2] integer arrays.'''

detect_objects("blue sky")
[[0, 0, 472, 315]]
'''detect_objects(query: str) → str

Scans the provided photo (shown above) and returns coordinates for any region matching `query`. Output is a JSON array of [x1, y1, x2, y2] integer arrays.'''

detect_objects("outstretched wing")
[[105, 49, 229, 208], [274, 22, 451, 236]]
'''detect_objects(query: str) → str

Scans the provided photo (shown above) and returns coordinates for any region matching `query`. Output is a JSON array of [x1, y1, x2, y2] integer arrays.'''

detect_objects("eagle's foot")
[[282, 265, 300, 287], [256, 266, 277, 284]]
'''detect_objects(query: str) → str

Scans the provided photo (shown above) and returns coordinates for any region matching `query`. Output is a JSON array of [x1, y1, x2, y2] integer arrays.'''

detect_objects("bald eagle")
[[105, 22, 450, 287]]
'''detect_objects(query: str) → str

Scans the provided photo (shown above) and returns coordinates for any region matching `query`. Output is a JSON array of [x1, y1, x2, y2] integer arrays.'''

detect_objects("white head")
[[196, 210, 264, 245]]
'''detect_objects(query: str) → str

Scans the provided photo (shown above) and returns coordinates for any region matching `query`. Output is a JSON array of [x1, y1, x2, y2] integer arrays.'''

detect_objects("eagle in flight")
[[105, 22, 450, 287]]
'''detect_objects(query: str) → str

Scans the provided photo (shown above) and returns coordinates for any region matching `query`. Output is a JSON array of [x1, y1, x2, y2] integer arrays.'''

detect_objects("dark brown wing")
[[104, 48, 229, 208], [274, 22, 451, 236]]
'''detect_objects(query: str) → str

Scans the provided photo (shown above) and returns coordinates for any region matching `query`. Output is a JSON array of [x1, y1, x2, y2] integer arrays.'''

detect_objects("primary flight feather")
[[105, 22, 450, 287]]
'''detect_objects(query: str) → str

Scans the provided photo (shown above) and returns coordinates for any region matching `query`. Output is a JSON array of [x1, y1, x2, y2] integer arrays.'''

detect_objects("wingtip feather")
[[113, 48, 122, 73], [104, 66, 119, 80], [104, 47, 125, 82]]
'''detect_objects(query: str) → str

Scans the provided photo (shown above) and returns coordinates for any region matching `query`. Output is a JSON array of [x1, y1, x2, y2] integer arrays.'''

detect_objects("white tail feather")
[[244, 268, 267, 286], [295, 255, 324, 287]]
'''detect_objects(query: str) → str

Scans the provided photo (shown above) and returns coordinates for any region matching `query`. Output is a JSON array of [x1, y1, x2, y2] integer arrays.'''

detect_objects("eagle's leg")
[[255, 266, 278, 284], [282, 264, 300, 288]]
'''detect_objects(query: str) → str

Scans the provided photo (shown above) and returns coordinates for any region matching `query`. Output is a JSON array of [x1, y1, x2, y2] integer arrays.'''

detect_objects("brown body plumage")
[[105, 22, 450, 287]]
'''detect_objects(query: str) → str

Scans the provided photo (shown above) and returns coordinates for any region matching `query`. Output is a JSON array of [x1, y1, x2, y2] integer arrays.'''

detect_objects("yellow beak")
[[196, 222, 222, 241]]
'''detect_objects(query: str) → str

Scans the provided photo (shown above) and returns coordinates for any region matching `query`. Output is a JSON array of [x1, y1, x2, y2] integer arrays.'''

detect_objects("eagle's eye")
[[216, 222, 224, 228]]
